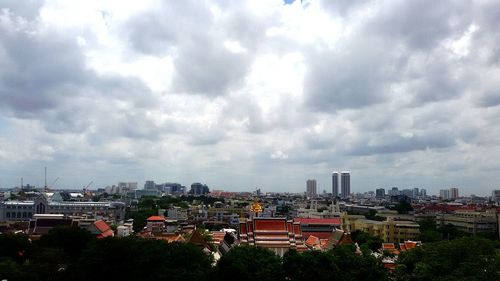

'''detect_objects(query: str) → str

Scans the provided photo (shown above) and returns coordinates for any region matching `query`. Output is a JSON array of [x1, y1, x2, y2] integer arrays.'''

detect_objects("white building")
[[0, 193, 125, 223]]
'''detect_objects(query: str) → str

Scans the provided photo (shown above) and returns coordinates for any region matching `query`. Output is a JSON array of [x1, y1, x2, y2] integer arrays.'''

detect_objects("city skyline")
[[1, 1, 500, 196]]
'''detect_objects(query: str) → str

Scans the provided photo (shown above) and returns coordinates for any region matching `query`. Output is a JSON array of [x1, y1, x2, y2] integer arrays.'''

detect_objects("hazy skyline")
[[1, 0, 500, 195]]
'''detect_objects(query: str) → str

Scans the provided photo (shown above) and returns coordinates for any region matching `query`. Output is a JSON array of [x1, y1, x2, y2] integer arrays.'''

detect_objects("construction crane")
[[51, 177, 59, 188], [83, 181, 93, 190]]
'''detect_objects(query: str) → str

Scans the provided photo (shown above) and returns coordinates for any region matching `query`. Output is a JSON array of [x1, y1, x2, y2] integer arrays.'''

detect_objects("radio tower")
[[44, 167, 48, 193]]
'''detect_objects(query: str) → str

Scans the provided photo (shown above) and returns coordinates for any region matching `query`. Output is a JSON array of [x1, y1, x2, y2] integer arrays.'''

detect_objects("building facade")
[[0, 193, 125, 223], [306, 179, 317, 198], [376, 188, 385, 198], [332, 172, 339, 198], [450, 187, 459, 200], [340, 171, 350, 199], [436, 210, 497, 235], [440, 189, 450, 200], [340, 213, 420, 243]]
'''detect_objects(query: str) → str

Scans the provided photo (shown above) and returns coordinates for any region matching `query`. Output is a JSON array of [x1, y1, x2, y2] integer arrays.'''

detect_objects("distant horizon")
[[1, 1, 500, 198], [1, 172, 495, 197]]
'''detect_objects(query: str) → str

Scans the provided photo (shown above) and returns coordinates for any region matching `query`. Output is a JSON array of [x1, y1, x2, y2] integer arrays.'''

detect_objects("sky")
[[1, 0, 500, 195]]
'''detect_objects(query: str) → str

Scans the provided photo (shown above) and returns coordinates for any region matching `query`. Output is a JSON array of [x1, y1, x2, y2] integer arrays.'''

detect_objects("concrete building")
[[340, 213, 420, 243], [332, 172, 339, 198], [420, 189, 427, 197], [491, 190, 500, 204], [340, 172, 350, 199], [440, 189, 450, 200], [450, 187, 459, 200], [437, 210, 497, 235], [0, 193, 125, 223], [389, 187, 399, 196], [118, 182, 138, 194], [144, 180, 156, 190], [306, 179, 317, 198], [190, 183, 209, 195], [376, 188, 385, 198]]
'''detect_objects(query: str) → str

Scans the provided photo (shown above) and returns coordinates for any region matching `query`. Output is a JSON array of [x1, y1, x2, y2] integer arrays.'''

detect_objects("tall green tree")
[[396, 237, 500, 281], [67, 237, 212, 281], [215, 246, 284, 281]]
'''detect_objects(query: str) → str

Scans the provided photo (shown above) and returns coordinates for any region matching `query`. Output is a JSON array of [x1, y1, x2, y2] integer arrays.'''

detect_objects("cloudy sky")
[[1, 0, 500, 195]]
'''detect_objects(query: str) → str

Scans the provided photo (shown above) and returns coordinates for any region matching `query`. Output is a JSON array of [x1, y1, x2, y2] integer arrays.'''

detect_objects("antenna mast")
[[44, 167, 48, 192]]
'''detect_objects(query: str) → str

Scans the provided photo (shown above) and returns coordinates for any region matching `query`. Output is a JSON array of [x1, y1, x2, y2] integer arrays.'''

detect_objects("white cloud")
[[0, 0, 499, 195]]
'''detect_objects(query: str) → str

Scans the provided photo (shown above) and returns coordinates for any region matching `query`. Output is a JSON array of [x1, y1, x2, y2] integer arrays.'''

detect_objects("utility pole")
[[44, 167, 48, 192]]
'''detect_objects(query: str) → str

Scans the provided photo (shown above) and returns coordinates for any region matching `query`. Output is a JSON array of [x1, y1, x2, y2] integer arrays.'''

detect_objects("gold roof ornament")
[[250, 200, 263, 213]]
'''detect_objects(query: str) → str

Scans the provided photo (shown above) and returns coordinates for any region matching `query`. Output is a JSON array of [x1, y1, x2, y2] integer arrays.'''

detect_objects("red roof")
[[305, 235, 320, 247], [94, 220, 111, 232], [147, 216, 165, 221], [94, 220, 114, 238], [302, 231, 332, 240], [294, 218, 341, 225]]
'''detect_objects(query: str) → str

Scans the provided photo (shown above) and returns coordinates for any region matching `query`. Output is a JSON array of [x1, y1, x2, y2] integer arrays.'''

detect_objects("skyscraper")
[[332, 171, 339, 198], [144, 180, 156, 190], [450, 187, 459, 200], [376, 188, 385, 198], [340, 171, 350, 199], [440, 189, 450, 200], [306, 179, 317, 198]]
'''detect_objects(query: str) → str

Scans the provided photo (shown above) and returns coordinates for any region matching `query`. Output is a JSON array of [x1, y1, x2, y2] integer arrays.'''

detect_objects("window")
[[6, 212, 10, 218]]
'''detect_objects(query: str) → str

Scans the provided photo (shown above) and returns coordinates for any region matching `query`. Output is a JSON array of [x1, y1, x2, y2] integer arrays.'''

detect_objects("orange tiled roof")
[[147, 216, 165, 221], [94, 220, 111, 232], [294, 218, 341, 225], [305, 235, 320, 247]]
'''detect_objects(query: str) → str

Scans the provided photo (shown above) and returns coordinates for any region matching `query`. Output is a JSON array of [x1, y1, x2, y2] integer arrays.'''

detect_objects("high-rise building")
[[144, 180, 156, 190], [340, 171, 350, 199], [412, 188, 419, 198], [389, 187, 399, 196], [420, 189, 427, 197], [376, 188, 385, 198], [440, 189, 450, 200], [332, 172, 339, 198], [306, 179, 317, 198], [190, 183, 209, 195], [450, 187, 459, 200], [491, 190, 500, 204]]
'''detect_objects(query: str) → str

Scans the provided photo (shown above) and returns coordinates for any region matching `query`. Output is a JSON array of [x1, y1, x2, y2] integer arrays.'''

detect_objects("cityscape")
[[2, 0, 500, 280]]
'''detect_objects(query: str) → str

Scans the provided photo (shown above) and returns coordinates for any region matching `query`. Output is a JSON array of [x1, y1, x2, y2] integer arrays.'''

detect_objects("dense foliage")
[[283, 245, 388, 281], [1, 227, 499, 281], [395, 237, 500, 281]]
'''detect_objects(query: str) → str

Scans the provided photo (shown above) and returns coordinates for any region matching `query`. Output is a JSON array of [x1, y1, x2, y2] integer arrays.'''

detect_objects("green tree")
[[36, 226, 95, 261], [0, 257, 26, 281], [351, 230, 383, 252], [0, 233, 32, 263], [67, 238, 212, 281], [215, 246, 284, 281], [396, 237, 500, 281], [283, 246, 387, 281]]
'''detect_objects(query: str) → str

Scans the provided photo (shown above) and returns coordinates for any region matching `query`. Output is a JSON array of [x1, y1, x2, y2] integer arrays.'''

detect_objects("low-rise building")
[[341, 213, 420, 243], [0, 193, 125, 223], [436, 210, 498, 235]]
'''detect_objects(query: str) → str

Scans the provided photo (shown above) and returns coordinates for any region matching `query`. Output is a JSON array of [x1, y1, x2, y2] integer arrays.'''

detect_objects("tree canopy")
[[395, 237, 500, 281]]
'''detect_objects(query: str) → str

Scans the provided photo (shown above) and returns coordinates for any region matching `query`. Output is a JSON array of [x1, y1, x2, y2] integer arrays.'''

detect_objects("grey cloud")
[[478, 92, 500, 108], [304, 37, 395, 112], [124, 1, 271, 96], [0, 0, 44, 20], [349, 131, 456, 156], [0, 24, 91, 116], [0, 9, 157, 139], [371, 0, 472, 50]]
